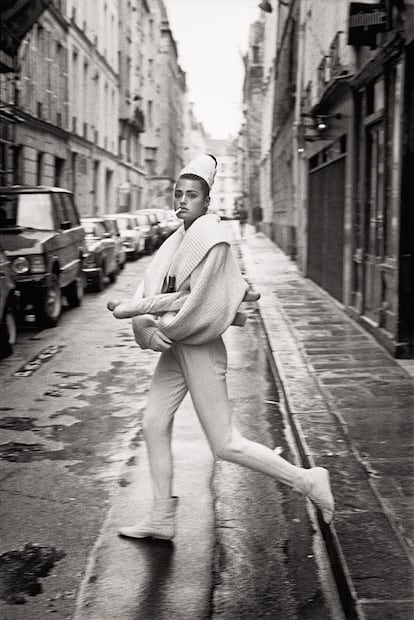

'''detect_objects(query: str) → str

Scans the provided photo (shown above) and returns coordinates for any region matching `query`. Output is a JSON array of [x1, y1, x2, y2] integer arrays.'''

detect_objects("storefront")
[[307, 136, 347, 302], [350, 33, 413, 356]]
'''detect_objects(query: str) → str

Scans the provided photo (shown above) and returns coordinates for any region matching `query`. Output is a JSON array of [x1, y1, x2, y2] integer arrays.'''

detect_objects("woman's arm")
[[158, 243, 249, 344]]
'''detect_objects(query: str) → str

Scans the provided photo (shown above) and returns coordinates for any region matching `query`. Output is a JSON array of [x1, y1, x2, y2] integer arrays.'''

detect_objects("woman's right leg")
[[143, 348, 188, 499], [118, 349, 187, 539]]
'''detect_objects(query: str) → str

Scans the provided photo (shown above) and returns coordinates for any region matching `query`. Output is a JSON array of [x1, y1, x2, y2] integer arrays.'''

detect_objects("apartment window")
[[54, 156, 65, 187], [147, 100, 153, 126], [13, 145, 23, 185], [36, 152, 44, 185]]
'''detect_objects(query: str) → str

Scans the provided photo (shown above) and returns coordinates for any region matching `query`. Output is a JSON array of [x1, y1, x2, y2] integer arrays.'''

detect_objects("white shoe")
[[298, 467, 335, 524], [118, 497, 178, 540]]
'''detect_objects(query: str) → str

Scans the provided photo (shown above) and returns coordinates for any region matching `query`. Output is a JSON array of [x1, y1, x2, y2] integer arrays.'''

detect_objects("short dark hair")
[[178, 173, 210, 198]]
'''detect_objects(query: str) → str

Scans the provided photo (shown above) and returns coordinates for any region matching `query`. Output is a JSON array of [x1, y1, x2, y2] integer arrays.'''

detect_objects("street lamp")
[[258, 0, 289, 10], [258, 1, 272, 12]]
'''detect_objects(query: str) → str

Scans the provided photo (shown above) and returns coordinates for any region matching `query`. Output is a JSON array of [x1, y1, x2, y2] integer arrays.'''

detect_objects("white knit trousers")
[[143, 337, 304, 499]]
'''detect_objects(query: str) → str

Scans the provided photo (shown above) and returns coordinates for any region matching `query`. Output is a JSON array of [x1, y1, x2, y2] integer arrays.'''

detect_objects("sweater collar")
[[169, 214, 229, 289]]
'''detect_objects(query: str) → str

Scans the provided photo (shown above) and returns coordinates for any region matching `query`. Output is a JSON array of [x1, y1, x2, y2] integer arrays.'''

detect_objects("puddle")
[[0, 443, 46, 462], [0, 417, 36, 431], [0, 543, 65, 604]]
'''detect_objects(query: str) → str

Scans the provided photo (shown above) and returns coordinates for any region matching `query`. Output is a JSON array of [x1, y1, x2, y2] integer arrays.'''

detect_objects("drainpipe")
[[292, 0, 306, 265]]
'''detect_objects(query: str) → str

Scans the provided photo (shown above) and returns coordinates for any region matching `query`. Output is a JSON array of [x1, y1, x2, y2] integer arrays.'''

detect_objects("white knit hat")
[[179, 154, 217, 190]]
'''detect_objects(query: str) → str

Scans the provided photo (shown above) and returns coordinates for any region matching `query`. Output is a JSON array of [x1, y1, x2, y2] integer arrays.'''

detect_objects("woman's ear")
[[204, 195, 210, 209]]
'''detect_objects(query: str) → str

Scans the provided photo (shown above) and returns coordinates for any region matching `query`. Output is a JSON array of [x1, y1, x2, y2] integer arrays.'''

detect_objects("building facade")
[[1, 0, 194, 218], [117, 0, 147, 212], [256, 0, 414, 356], [206, 138, 240, 220], [142, 2, 186, 209], [4, 1, 70, 191], [183, 101, 207, 166], [242, 19, 265, 226], [259, 7, 279, 240], [66, 0, 120, 215]]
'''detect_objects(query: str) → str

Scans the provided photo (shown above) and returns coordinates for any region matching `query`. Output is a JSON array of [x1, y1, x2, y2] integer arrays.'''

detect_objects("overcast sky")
[[163, 0, 261, 139]]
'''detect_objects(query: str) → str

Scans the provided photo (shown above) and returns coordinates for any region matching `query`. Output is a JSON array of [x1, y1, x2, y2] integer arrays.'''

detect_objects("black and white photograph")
[[0, 0, 413, 618]]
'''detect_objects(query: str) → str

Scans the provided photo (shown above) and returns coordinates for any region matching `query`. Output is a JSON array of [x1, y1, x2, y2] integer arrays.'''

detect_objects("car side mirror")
[[61, 220, 71, 230]]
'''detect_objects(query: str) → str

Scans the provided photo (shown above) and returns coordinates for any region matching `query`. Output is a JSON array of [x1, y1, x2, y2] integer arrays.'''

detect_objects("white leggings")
[[144, 337, 304, 498]]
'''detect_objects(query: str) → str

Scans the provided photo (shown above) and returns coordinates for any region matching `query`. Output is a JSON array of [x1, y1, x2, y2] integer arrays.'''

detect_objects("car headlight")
[[12, 256, 30, 274], [83, 252, 97, 266]]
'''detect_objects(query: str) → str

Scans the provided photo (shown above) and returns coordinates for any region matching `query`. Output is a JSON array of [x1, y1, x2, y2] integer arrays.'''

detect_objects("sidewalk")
[[237, 226, 414, 620]]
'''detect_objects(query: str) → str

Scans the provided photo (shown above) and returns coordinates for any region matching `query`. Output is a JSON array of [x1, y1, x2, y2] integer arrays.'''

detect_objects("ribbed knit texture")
[[131, 214, 248, 348]]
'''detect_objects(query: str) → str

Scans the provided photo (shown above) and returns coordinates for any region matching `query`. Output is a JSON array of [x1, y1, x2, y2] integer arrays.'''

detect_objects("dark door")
[[363, 122, 385, 323], [307, 156, 345, 302]]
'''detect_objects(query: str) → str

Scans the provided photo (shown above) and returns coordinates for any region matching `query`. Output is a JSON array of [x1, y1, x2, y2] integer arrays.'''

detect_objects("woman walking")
[[108, 154, 334, 540]]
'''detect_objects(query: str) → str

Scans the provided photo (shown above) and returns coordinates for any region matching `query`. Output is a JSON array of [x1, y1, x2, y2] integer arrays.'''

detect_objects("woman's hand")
[[149, 329, 174, 352]]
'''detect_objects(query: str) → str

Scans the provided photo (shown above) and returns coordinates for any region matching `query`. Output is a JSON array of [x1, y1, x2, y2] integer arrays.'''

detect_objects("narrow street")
[[0, 227, 342, 619]]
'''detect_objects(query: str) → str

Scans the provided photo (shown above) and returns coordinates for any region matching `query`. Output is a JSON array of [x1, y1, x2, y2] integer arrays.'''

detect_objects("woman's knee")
[[142, 413, 171, 439], [213, 428, 247, 462]]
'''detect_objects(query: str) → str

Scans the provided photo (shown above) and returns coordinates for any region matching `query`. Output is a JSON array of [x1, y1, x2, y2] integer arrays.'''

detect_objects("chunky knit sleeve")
[[158, 243, 248, 345], [130, 282, 160, 349]]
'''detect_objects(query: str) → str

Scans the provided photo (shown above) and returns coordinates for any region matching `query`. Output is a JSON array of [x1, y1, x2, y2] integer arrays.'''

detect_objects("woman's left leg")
[[176, 338, 334, 524]]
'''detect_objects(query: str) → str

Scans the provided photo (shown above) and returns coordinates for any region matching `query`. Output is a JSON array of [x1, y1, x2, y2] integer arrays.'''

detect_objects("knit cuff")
[[131, 316, 158, 349]]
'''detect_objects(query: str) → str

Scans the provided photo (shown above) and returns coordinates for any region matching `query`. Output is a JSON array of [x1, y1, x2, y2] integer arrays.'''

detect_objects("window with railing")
[[329, 31, 344, 79], [316, 56, 329, 99]]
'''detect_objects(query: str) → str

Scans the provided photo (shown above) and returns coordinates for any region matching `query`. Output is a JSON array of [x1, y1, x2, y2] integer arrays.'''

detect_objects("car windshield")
[[0, 193, 54, 230], [136, 214, 149, 226], [116, 217, 135, 231], [82, 221, 107, 237], [104, 220, 117, 234], [82, 222, 98, 236]]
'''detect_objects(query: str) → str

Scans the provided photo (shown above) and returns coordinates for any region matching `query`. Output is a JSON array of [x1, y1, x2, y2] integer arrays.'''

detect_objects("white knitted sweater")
[[131, 214, 248, 348]]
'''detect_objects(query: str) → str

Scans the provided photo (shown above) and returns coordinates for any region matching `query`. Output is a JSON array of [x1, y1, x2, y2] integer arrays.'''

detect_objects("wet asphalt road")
[[0, 228, 342, 619]]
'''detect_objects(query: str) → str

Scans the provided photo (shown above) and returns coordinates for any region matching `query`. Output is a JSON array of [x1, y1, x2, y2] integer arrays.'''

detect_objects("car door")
[[101, 220, 117, 272], [59, 193, 85, 287], [0, 245, 13, 319]]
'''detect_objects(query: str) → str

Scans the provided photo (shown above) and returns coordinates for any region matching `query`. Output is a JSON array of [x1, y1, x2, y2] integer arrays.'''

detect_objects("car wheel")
[[35, 273, 62, 327], [0, 301, 17, 359], [91, 268, 105, 292], [65, 268, 85, 307]]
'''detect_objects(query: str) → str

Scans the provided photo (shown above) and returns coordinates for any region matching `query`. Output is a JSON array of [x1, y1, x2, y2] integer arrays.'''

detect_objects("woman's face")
[[174, 178, 210, 229]]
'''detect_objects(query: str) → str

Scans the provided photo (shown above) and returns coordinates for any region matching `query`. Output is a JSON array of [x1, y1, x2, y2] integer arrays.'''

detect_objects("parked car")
[[112, 213, 145, 260], [134, 212, 156, 254], [102, 216, 126, 271], [137, 209, 163, 248], [0, 242, 18, 358], [0, 186, 85, 327], [152, 208, 180, 239], [80, 217, 118, 291]]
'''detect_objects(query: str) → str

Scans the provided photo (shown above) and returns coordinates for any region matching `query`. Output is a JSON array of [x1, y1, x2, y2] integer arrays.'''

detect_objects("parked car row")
[[0, 185, 181, 358]]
